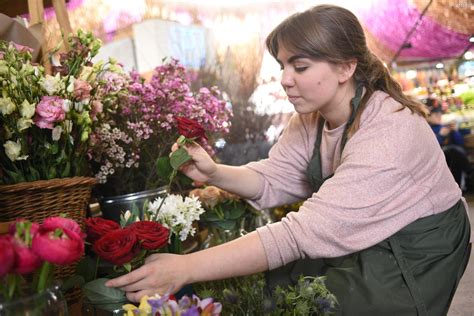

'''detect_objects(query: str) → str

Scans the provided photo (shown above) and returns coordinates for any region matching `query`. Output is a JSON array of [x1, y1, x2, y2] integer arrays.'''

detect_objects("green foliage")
[[194, 274, 337, 315]]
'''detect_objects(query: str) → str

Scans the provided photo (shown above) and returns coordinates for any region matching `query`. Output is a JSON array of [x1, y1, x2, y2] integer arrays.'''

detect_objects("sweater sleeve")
[[256, 104, 461, 269], [243, 113, 315, 208]]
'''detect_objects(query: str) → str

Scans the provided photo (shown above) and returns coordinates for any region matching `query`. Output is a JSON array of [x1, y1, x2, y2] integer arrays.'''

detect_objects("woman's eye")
[[295, 66, 308, 73]]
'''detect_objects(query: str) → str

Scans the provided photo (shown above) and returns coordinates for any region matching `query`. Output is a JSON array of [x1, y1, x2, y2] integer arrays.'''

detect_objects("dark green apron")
[[266, 85, 472, 315]]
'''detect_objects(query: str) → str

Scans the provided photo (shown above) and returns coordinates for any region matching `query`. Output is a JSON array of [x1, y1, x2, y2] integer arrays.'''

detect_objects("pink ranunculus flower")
[[11, 237, 43, 275], [42, 216, 83, 236], [32, 221, 84, 265], [0, 236, 15, 277], [73, 79, 92, 101], [34, 96, 66, 129]]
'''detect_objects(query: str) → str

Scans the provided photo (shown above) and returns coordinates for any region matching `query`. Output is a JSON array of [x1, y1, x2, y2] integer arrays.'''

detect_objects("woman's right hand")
[[171, 142, 217, 184]]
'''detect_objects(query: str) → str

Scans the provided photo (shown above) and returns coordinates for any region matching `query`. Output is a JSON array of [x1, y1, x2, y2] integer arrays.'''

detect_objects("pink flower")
[[90, 100, 103, 120], [9, 218, 40, 236], [0, 236, 15, 277], [42, 217, 83, 236], [11, 239, 43, 274], [73, 79, 92, 101], [34, 96, 66, 129], [32, 218, 85, 265], [11, 42, 34, 53]]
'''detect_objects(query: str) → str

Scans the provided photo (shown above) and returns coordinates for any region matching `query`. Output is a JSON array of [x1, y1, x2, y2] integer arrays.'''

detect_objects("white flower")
[[64, 120, 73, 133], [52, 125, 63, 141], [3, 140, 28, 161], [79, 66, 96, 82], [66, 77, 75, 93], [147, 194, 205, 241], [62, 99, 72, 113], [17, 118, 33, 131], [39, 73, 62, 95], [0, 97, 16, 115], [20, 100, 35, 118]]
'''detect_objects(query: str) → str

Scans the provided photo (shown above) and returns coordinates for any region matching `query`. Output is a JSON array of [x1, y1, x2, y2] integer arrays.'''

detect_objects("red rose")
[[93, 229, 139, 265], [128, 221, 169, 250], [176, 117, 207, 140], [32, 221, 85, 265], [0, 236, 15, 277], [85, 217, 121, 243]]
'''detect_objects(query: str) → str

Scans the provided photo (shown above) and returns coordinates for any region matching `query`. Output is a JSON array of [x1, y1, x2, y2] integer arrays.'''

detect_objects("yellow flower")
[[20, 100, 35, 119], [122, 303, 139, 316], [0, 97, 15, 115]]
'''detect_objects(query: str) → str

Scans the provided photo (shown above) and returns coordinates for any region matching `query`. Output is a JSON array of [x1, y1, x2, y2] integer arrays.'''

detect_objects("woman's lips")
[[287, 96, 301, 103]]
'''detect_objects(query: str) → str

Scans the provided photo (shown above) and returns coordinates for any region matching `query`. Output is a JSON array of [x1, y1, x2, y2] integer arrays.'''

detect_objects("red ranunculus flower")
[[93, 229, 139, 265], [85, 217, 121, 243], [0, 236, 15, 277], [11, 237, 43, 274], [176, 117, 207, 140], [32, 223, 84, 265], [128, 221, 169, 250]]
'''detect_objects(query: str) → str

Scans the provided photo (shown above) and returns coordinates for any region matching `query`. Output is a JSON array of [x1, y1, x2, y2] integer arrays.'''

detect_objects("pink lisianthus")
[[34, 96, 66, 129], [90, 100, 103, 120], [73, 79, 92, 101], [32, 220, 85, 265], [0, 236, 15, 277]]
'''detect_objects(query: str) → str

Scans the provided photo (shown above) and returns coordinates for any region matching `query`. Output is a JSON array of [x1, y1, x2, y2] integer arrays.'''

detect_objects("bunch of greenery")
[[195, 273, 337, 315]]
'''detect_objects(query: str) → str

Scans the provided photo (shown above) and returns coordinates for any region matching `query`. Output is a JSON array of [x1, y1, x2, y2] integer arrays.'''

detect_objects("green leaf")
[[48, 166, 57, 179], [123, 262, 131, 272], [29, 166, 41, 181], [4, 168, 25, 183], [214, 220, 237, 230], [169, 147, 192, 170], [155, 156, 173, 179], [76, 256, 99, 283], [61, 161, 71, 177], [50, 143, 59, 155], [82, 278, 127, 304]]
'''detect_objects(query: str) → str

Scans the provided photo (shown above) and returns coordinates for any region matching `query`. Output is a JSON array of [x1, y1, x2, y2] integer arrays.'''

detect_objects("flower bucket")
[[97, 187, 167, 223], [0, 176, 96, 304]]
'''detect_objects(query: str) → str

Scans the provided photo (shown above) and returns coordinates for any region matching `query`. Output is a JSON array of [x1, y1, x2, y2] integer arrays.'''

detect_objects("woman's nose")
[[280, 70, 294, 88]]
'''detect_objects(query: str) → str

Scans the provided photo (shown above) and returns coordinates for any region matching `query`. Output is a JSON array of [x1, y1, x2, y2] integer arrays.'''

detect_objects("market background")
[[1, 0, 473, 314]]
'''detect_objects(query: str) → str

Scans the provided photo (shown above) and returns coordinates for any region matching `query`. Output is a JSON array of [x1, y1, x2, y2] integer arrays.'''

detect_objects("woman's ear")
[[337, 60, 357, 83]]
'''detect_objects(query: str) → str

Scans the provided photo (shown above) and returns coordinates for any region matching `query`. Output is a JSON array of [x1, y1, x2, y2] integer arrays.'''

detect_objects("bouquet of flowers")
[[0, 217, 85, 300], [0, 30, 124, 184], [122, 292, 222, 316], [90, 58, 232, 197]]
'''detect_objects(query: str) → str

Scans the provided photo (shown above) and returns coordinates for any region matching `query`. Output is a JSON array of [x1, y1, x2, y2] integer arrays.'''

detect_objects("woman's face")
[[277, 45, 343, 115]]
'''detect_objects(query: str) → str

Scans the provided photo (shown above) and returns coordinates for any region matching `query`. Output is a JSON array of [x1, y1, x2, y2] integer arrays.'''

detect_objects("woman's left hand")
[[105, 253, 188, 302]]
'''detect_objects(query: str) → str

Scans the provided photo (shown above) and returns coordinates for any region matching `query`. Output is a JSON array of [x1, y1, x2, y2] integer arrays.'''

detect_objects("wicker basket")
[[0, 176, 96, 304]]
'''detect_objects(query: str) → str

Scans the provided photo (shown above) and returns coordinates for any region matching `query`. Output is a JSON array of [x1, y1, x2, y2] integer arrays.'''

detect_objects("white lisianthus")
[[0, 97, 16, 115], [52, 125, 63, 141], [62, 99, 72, 113], [79, 66, 96, 82], [20, 100, 36, 118], [147, 194, 205, 241], [66, 77, 75, 93], [64, 120, 73, 133], [17, 118, 33, 131], [3, 140, 28, 161], [39, 73, 62, 95]]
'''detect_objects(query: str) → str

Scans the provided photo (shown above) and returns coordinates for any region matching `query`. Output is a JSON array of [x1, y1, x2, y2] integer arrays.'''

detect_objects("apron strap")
[[388, 236, 428, 316]]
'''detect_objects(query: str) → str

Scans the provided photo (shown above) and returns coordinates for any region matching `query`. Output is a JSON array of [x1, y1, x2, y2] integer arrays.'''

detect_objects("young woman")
[[106, 5, 471, 315]]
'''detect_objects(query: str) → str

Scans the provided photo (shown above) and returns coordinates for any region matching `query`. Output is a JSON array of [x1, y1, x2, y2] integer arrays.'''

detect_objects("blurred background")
[[2, 0, 473, 169]]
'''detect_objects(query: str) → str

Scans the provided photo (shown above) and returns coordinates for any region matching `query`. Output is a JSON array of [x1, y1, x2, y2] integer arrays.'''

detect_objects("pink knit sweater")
[[245, 91, 461, 270]]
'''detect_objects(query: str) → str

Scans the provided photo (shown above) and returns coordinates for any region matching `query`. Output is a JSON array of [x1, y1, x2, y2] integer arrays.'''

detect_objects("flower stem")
[[37, 262, 52, 293]]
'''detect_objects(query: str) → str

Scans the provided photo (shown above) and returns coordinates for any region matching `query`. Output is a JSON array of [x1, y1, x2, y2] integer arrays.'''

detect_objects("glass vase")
[[0, 283, 68, 316]]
